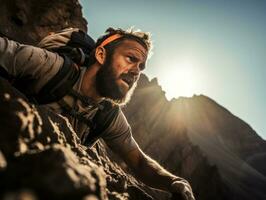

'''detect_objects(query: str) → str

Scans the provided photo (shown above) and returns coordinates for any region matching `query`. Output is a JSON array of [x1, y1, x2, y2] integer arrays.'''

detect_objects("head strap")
[[98, 34, 123, 48]]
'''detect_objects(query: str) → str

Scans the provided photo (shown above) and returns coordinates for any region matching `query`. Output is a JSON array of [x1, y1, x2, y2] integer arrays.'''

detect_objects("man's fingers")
[[172, 180, 191, 192], [173, 181, 185, 191], [171, 180, 195, 200]]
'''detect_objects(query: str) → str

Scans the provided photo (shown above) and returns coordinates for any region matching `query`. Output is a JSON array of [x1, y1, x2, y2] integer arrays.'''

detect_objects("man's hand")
[[170, 179, 195, 200], [121, 148, 196, 199]]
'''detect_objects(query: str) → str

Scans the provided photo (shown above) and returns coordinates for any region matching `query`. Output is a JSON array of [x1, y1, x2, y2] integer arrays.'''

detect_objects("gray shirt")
[[0, 36, 139, 156]]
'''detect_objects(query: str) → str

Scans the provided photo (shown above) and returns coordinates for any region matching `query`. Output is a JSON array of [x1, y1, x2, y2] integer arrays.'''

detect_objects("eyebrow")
[[128, 50, 147, 70], [126, 47, 147, 61]]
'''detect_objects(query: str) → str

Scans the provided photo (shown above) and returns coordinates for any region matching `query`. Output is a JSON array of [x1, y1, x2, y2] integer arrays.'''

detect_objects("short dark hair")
[[88, 27, 152, 66], [96, 27, 152, 50]]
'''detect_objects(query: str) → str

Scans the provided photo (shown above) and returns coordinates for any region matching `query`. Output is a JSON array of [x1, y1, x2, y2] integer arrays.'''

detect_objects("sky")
[[80, 0, 266, 139]]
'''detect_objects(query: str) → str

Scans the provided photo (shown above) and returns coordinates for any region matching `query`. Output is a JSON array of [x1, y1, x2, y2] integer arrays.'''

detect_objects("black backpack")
[[36, 28, 95, 104], [38, 28, 95, 67]]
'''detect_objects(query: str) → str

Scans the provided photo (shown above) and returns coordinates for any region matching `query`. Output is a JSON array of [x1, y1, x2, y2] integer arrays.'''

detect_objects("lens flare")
[[159, 60, 202, 99]]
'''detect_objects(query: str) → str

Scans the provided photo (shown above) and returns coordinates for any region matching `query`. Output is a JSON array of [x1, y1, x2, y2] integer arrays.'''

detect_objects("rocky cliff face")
[[124, 74, 266, 200], [0, 78, 155, 200], [0, 1, 154, 199], [0, 0, 87, 44]]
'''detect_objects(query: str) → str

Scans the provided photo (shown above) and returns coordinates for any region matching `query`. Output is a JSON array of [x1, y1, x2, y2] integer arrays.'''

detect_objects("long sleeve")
[[0, 37, 64, 94]]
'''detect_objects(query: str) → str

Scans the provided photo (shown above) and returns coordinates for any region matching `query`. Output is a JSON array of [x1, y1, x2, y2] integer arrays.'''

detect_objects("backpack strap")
[[83, 101, 120, 146], [38, 28, 95, 67], [57, 98, 95, 127], [68, 89, 102, 109], [57, 90, 119, 146], [35, 55, 80, 104]]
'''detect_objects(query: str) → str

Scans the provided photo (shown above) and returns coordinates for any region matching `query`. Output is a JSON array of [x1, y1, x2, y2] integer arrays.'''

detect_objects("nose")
[[129, 63, 141, 76]]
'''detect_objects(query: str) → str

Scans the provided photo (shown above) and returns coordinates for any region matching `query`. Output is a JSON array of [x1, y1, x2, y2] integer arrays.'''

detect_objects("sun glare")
[[159, 60, 200, 100]]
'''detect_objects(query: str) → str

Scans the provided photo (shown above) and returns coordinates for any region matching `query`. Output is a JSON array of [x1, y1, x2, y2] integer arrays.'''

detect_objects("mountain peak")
[[125, 73, 266, 200]]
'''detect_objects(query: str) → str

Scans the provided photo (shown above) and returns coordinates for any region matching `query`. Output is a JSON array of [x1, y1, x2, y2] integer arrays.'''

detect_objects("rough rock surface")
[[0, 78, 154, 200], [0, 0, 87, 44], [123, 74, 266, 200]]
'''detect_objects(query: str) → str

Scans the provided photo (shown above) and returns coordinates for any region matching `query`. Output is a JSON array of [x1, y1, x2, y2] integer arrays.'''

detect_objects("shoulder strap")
[[56, 91, 119, 147], [57, 98, 95, 127], [68, 89, 101, 108], [35, 55, 80, 104], [83, 101, 120, 146]]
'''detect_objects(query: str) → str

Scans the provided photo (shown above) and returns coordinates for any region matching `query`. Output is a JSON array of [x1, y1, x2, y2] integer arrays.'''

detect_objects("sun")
[[159, 60, 200, 100]]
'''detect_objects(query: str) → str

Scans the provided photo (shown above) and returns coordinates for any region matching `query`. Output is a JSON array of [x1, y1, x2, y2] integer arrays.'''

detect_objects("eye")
[[126, 55, 138, 63]]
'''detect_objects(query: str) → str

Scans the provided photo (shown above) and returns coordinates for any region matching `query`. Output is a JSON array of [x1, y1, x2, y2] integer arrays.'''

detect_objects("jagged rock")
[[0, 150, 7, 171], [2, 145, 105, 199], [0, 0, 87, 44], [1, 190, 38, 200], [0, 78, 153, 200]]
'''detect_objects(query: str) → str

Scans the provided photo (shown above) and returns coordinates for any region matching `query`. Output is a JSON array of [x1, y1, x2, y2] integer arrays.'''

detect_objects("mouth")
[[121, 76, 135, 88]]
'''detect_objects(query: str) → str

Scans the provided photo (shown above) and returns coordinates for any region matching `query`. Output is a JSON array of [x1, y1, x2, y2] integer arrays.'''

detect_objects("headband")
[[98, 34, 123, 47]]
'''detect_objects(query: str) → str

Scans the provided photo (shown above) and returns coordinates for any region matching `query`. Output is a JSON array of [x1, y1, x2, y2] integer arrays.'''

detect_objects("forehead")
[[115, 39, 148, 59]]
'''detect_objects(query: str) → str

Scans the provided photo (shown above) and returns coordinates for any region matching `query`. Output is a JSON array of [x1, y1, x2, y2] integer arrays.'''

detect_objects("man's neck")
[[80, 64, 103, 102]]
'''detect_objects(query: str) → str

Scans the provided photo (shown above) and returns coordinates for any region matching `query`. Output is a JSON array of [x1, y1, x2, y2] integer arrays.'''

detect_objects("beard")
[[96, 53, 138, 106]]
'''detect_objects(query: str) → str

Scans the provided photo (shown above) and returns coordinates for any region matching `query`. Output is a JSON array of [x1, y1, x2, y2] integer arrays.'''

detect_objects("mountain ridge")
[[124, 74, 266, 200]]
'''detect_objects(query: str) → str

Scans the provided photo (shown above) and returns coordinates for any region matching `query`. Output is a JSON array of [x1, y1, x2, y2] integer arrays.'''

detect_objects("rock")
[[2, 145, 105, 200], [1, 190, 38, 200], [0, 78, 153, 200], [0, 0, 87, 44], [0, 150, 7, 171]]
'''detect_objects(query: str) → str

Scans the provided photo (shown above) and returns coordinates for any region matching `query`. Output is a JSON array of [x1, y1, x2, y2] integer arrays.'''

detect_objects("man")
[[0, 27, 195, 200]]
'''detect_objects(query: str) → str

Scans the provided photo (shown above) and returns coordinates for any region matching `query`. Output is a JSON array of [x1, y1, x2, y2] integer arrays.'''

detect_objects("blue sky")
[[80, 0, 266, 139]]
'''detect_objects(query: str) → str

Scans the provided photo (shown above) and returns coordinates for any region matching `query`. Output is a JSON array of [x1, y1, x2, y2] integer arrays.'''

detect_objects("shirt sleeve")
[[101, 108, 139, 156], [0, 37, 64, 93]]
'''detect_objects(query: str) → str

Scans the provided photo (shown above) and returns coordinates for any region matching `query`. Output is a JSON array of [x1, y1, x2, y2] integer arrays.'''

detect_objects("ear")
[[95, 46, 106, 65]]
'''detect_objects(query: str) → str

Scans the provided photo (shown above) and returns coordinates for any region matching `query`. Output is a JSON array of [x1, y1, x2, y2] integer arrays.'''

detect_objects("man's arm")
[[102, 110, 195, 199], [0, 36, 64, 93], [123, 148, 195, 200], [123, 148, 177, 190]]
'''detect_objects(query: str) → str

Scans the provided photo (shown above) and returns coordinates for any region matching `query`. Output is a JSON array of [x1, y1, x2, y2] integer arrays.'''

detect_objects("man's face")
[[96, 39, 148, 104]]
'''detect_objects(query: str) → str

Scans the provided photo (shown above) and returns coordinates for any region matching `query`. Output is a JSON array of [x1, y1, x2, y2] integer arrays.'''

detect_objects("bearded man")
[[0, 27, 195, 200]]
